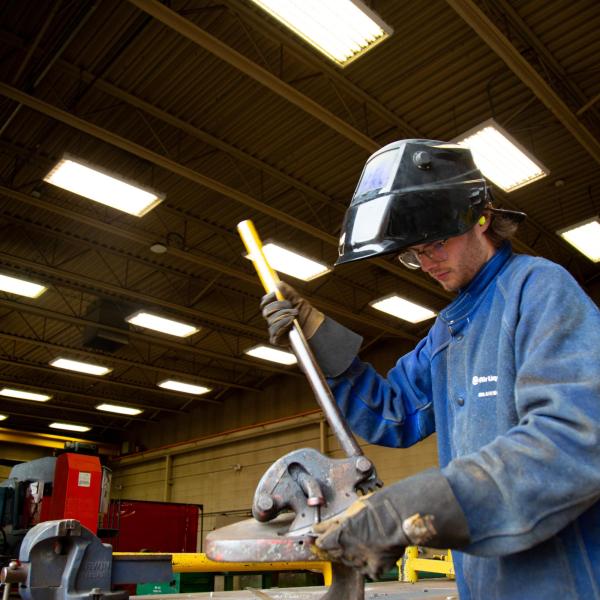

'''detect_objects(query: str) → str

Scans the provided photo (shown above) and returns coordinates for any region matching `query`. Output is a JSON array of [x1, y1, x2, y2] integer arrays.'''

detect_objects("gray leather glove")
[[260, 281, 324, 346], [313, 469, 470, 580]]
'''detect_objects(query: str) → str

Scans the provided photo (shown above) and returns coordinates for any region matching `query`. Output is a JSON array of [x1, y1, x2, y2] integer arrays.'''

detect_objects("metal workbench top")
[[133, 580, 458, 599]]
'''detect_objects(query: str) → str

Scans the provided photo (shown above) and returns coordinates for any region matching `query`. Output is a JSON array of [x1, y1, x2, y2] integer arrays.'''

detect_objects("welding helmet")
[[335, 139, 525, 266]]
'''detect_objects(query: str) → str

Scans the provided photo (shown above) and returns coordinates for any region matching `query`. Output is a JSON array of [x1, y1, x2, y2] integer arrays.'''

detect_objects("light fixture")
[[44, 154, 165, 217], [96, 403, 143, 416], [247, 242, 331, 281], [50, 358, 112, 376], [0, 387, 51, 402], [0, 273, 47, 298], [0, 414, 7, 421], [557, 217, 600, 263], [370, 294, 436, 323], [157, 379, 212, 395], [244, 344, 298, 365], [453, 118, 549, 192], [49, 422, 91, 433], [126, 311, 199, 338], [150, 242, 168, 254], [249, 0, 392, 67]]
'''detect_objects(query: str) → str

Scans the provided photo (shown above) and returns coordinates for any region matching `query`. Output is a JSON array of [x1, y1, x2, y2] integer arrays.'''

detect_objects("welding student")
[[260, 139, 600, 599]]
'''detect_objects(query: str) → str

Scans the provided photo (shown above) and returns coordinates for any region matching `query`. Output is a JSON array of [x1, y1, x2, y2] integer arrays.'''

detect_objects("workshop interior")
[[0, 0, 599, 599]]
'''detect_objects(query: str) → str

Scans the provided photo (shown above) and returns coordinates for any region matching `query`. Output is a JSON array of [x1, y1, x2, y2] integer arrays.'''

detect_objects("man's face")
[[409, 226, 495, 292]]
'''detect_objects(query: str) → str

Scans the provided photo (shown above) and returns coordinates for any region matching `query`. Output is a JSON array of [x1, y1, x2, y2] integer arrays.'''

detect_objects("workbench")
[[133, 580, 458, 599]]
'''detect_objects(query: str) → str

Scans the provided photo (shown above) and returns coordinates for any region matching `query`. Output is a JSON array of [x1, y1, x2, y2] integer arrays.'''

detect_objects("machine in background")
[[0, 442, 110, 565]]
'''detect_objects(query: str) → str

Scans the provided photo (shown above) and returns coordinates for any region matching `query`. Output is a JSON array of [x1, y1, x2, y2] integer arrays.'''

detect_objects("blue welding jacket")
[[328, 243, 600, 599]]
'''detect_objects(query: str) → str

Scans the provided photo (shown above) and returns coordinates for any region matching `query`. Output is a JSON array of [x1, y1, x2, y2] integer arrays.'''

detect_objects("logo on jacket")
[[471, 374, 498, 398]]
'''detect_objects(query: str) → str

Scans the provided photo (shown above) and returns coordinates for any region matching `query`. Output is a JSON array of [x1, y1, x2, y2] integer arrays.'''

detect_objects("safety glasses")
[[398, 239, 449, 270]]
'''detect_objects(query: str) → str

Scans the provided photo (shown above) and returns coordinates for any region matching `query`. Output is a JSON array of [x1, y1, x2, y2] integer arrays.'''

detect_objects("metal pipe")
[[163, 455, 172, 502], [237, 220, 362, 458], [288, 328, 362, 457]]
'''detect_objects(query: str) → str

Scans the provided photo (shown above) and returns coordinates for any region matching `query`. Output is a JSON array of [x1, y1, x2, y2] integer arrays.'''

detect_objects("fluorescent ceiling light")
[[370, 294, 436, 323], [454, 119, 549, 192], [0, 273, 47, 298], [0, 414, 7, 421], [96, 403, 143, 416], [244, 344, 298, 365], [249, 243, 331, 281], [0, 387, 51, 402], [157, 379, 211, 395], [49, 422, 91, 433], [50, 358, 112, 376], [249, 0, 392, 67], [126, 311, 199, 337], [557, 217, 600, 263], [44, 155, 164, 217]]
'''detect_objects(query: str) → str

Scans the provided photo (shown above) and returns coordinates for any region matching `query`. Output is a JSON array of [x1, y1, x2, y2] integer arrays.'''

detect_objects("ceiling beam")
[[0, 403, 128, 431], [127, 0, 379, 153], [0, 186, 420, 340], [0, 357, 215, 409], [446, 0, 600, 166], [0, 296, 300, 377], [0, 426, 118, 454], [224, 0, 420, 138], [0, 330, 260, 393], [0, 82, 451, 302], [0, 375, 167, 421], [0, 247, 265, 338]]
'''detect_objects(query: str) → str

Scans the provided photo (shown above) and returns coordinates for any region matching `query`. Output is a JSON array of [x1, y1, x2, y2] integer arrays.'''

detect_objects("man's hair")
[[486, 213, 520, 247]]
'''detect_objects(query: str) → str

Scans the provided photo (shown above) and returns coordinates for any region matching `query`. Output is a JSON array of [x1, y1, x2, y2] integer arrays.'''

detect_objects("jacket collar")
[[439, 242, 513, 326]]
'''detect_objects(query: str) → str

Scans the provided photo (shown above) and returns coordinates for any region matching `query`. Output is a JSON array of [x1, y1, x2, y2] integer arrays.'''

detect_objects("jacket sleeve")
[[327, 335, 436, 448], [443, 264, 600, 555]]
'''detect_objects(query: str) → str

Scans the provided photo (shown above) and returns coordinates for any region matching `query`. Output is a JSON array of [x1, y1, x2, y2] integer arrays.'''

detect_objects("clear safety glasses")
[[398, 239, 449, 270]]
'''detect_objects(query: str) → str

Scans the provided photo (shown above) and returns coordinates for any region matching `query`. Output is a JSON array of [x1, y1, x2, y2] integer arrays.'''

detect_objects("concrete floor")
[[133, 580, 458, 599]]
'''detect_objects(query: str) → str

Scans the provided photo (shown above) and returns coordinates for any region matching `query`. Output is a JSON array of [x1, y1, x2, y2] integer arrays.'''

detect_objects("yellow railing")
[[400, 547, 454, 583], [114, 552, 332, 586]]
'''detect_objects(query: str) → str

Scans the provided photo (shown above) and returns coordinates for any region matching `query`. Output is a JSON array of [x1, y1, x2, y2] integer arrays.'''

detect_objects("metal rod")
[[2, 583, 11, 600], [289, 327, 362, 457], [237, 220, 362, 458]]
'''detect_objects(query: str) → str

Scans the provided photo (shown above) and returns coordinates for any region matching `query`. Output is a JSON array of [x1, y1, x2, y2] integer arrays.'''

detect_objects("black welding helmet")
[[335, 139, 525, 266]]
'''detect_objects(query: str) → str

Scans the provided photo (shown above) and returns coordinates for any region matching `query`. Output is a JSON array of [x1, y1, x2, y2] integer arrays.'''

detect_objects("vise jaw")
[[1, 519, 172, 600], [2, 519, 125, 600]]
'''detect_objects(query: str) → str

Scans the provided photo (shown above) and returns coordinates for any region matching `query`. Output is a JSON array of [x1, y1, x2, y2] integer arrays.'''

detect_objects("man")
[[260, 140, 600, 599]]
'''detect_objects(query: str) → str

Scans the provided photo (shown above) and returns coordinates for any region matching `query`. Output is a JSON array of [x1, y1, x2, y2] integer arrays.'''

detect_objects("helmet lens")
[[349, 196, 389, 245], [353, 148, 399, 201]]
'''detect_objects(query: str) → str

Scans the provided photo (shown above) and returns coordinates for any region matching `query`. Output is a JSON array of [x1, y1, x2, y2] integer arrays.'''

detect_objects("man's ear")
[[477, 211, 492, 233]]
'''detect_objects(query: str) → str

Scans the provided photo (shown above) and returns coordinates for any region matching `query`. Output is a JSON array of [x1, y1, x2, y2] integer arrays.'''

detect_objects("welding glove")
[[313, 469, 470, 580], [260, 282, 363, 377], [260, 281, 325, 345]]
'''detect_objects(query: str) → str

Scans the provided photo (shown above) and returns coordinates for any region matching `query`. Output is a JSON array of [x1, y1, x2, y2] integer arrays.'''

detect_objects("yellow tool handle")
[[236, 219, 363, 459], [237, 220, 283, 299]]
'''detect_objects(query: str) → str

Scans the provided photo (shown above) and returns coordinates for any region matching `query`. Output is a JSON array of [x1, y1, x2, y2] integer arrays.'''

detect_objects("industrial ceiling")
[[0, 0, 598, 447]]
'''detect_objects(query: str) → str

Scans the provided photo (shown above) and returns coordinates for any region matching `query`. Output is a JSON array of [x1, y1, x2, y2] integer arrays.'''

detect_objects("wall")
[[111, 335, 440, 548]]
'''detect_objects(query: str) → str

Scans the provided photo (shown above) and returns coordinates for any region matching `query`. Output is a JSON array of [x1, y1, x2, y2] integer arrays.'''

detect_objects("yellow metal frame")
[[400, 547, 454, 583], [114, 553, 332, 586]]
